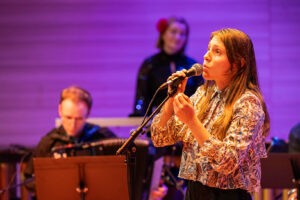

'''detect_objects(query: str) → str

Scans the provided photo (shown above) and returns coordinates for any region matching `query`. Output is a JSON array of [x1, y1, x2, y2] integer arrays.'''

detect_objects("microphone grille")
[[192, 63, 203, 76]]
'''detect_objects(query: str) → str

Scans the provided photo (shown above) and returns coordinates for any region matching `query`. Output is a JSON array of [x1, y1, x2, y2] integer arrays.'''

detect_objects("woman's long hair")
[[197, 28, 270, 140]]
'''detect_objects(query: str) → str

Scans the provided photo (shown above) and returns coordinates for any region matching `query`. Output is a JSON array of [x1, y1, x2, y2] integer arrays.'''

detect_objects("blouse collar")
[[211, 85, 230, 101]]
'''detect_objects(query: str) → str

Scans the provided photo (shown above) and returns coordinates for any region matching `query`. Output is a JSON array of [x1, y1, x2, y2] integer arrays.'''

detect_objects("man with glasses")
[[24, 86, 116, 195]]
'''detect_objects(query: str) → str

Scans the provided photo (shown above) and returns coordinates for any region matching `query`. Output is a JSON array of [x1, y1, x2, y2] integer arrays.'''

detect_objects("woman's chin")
[[202, 72, 209, 80]]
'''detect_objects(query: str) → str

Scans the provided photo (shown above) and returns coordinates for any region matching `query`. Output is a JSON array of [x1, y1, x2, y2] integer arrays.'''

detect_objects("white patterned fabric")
[[151, 85, 267, 193]]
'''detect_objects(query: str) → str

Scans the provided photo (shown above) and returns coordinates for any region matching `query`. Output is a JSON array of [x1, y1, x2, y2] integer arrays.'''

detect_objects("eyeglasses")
[[61, 115, 86, 123]]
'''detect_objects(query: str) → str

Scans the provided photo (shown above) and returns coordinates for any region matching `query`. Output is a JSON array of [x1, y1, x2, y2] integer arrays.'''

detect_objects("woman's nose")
[[204, 51, 210, 61]]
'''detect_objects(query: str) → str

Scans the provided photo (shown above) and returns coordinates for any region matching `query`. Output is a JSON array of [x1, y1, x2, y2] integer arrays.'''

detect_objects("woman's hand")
[[173, 93, 211, 146], [167, 69, 188, 95], [173, 93, 196, 125], [157, 70, 188, 128]]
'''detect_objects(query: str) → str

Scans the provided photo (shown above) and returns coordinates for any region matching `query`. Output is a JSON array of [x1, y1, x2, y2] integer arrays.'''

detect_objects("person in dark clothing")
[[30, 123, 116, 159], [24, 86, 116, 195], [130, 16, 204, 117], [289, 123, 300, 153], [287, 123, 300, 199]]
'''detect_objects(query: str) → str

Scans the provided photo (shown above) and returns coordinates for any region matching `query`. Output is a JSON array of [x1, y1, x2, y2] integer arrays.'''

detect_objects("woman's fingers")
[[167, 70, 186, 81], [182, 93, 191, 103], [173, 93, 188, 111], [173, 93, 195, 124]]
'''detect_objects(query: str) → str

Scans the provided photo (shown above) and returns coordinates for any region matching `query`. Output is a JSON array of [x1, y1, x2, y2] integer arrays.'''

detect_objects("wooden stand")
[[34, 156, 128, 200], [261, 153, 300, 200]]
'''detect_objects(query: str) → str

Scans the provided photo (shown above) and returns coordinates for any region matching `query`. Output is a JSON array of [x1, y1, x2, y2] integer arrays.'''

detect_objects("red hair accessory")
[[156, 18, 168, 33]]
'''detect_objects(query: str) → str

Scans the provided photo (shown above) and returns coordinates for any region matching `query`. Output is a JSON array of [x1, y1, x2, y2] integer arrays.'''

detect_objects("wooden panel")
[[269, 0, 300, 139], [0, 0, 299, 146]]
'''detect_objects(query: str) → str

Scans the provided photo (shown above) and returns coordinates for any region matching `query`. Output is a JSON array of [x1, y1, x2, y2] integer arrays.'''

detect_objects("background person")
[[130, 16, 204, 117], [24, 86, 116, 195]]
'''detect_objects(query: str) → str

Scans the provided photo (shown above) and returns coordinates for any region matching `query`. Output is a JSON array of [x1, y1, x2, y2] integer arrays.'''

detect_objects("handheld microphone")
[[160, 63, 203, 89]]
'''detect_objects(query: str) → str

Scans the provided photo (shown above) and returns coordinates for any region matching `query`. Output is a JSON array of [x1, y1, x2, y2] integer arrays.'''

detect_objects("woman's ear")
[[240, 58, 245, 67], [231, 63, 238, 73]]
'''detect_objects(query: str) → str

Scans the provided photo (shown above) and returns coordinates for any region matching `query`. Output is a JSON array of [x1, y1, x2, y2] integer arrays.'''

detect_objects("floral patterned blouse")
[[151, 85, 267, 193]]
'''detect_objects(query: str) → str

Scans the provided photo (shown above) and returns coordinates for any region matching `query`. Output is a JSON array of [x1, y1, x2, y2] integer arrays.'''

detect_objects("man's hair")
[[60, 86, 92, 114]]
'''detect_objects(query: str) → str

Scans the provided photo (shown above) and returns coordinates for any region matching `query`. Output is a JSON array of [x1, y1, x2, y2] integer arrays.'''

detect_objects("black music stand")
[[33, 155, 129, 200], [261, 153, 300, 199]]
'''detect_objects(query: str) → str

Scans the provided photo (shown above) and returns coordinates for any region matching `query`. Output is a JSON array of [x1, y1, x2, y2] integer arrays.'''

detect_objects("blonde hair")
[[60, 86, 92, 114], [197, 28, 270, 140]]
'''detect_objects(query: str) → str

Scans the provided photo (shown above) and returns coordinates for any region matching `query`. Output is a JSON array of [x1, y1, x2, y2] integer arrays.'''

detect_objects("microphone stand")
[[0, 177, 35, 196], [116, 87, 178, 200]]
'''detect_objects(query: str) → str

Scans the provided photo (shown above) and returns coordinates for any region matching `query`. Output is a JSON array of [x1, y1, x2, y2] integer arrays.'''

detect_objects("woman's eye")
[[215, 49, 221, 54]]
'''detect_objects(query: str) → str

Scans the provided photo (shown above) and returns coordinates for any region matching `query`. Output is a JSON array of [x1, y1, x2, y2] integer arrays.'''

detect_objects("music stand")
[[261, 153, 300, 199], [33, 155, 129, 200]]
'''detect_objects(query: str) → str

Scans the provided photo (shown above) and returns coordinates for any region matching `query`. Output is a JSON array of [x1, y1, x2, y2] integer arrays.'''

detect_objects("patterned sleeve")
[[151, 86, 204, 147], [151, 113, 185, 147], [199, 92, 265, 175]]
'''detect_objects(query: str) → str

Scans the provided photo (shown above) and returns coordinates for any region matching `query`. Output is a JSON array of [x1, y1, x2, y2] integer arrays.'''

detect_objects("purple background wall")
[[0, 0, 299, 146]]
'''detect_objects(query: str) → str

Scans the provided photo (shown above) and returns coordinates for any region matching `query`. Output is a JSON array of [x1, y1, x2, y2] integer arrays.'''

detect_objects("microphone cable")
[[140, 85, 162, 127]]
